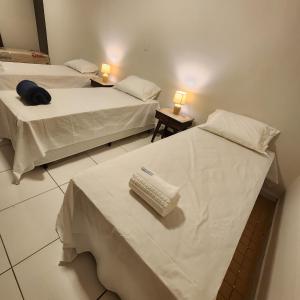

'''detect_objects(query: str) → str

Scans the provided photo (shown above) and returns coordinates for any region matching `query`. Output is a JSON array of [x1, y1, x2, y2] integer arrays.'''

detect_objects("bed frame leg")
[[12, 173, 21, 185]]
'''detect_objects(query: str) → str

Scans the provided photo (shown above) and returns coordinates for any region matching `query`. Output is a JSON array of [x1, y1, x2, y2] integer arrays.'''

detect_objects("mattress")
[[56, 127, 274, 300], [0, 88, 159, 182], [0, 61, 92, 90]]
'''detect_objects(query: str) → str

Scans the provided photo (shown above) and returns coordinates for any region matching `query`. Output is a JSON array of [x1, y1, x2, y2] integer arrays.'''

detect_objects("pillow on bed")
[[114, 76, 161, 101], [64, 59, 98, 74], [199, 109, 280, 154]]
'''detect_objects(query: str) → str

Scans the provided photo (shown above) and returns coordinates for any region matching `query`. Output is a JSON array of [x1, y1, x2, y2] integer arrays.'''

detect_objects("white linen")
[[199, 109, 280, 154], [0, 88, 158, 182], [0, 62, 92, 90], [114, 75, 161, 101], [64, 59, 98, 74], [129, 167, 180, 217], [56, 128, 274, 300]]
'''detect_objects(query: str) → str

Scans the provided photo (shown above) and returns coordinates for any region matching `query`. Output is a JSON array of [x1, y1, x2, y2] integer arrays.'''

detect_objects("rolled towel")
[[129, 167, 180, 217], [16, 80, 51, 105]]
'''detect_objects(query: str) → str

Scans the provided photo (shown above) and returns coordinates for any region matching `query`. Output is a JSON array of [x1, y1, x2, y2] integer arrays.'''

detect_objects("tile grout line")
[[0, 186, 59, 213], [88, 153, 99, 165], [45, 153, 97, 191], [86, 144, 129, 164], [83, 149, 101, 166], [44, 167, 60, 188], [57, 184, 66, 194], [97, 289, 107, 299], [0, 268, 11, 277], [0, 234, 25, 300], [12, 238, 60, 268], [45, 168, 66, 194], [120, 145, 129, 152]]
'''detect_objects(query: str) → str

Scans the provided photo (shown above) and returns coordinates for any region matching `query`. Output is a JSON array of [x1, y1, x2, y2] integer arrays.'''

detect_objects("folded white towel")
[[129, 167, 180, 217]]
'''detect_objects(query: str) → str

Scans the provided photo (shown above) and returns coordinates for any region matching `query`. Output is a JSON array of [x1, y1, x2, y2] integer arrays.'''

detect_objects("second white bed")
[[0, 88, 159, 182]]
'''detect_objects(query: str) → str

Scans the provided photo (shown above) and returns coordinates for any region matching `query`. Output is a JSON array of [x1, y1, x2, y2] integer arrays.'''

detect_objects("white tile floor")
[[0, 131, 157, 300]]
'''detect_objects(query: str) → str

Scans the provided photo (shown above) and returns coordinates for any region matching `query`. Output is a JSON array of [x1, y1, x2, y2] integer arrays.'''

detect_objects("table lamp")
[[173, 90, 187, 115], [100, 63, 111, 83]]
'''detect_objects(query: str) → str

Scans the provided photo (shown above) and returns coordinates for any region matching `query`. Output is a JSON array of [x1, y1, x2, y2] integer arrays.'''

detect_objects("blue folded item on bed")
[[16, 80, 51, 105]]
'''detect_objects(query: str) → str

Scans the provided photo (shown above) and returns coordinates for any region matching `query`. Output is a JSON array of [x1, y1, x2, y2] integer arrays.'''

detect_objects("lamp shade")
[[101, 63, 111, 74], [173, 91, 187, 106]]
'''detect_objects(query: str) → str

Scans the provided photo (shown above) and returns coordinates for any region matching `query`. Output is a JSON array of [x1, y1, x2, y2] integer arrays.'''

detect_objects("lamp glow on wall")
[[100, 63, 111, 83], [173, 91, 187, 115]]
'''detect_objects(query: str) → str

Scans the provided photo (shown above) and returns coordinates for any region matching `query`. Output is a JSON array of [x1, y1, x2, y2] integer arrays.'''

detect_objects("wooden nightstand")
[[90, 77, 114, 87], [151, 108, 194, 142]]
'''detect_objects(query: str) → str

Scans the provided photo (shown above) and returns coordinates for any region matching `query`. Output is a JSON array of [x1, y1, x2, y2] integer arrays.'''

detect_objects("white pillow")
[[199, 109, 280, 154], [114, 75, 161, 101], [64, 59, 98, 74]]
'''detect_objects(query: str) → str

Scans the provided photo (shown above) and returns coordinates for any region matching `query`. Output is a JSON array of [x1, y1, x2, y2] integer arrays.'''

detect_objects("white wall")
[[256, 177, 300, 300], [43, 0, 300, 188], [90, 0, 300, 188], [43, 0, 97, 64], [0, 0, 39, 50]]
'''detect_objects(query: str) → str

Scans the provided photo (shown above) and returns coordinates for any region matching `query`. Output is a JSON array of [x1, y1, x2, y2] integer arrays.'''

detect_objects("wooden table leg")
[[151, 120, 162, 142]]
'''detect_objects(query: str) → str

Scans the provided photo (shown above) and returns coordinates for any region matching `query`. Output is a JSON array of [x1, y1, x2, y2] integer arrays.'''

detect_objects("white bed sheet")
[[0, 61, 92, 90], [56, 128, 274, 300], [0, 88, 158, 181]]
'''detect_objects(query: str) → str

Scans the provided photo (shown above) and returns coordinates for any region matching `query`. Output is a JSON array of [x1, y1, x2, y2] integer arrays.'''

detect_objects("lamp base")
[[102, 74, 109, 83], [173, 105, 181, 115]]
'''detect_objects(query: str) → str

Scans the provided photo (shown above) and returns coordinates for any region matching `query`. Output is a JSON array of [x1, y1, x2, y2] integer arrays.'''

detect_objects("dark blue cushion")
[[16, 80, 51, 105]]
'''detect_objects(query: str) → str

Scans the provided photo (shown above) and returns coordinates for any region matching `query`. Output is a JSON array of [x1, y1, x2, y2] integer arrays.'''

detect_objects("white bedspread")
[[0, 88, 158, 181], [0, 62, 91, 90], [56, 128, 274, 300]]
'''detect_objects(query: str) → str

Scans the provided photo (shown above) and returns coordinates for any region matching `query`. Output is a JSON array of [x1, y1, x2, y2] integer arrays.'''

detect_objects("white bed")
[[0, 61, 93, 90], [0, 88, 158, 183], [56, 127, 274, 300]]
